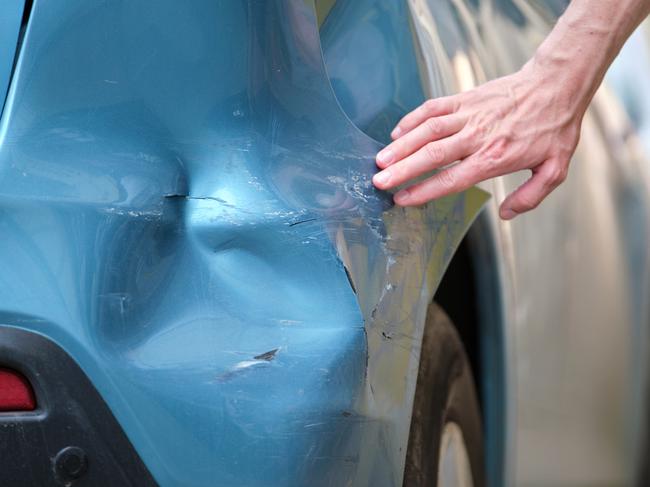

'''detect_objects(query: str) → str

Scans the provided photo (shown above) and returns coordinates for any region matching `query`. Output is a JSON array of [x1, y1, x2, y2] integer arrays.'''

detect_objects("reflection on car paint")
[[0, 1, 486, 486]]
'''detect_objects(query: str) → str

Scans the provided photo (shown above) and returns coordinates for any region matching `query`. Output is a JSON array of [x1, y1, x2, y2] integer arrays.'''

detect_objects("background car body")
[[0, 0, 648, 486], [322, 0, 650, 484]]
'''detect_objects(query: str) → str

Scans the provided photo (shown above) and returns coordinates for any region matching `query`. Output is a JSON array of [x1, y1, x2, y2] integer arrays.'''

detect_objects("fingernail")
[[391, 127, 402, 138], [376, 148, 394, 166], [373, 170, 391, 187], [394, 189, 411, 204], [501, 208, 517, 220]]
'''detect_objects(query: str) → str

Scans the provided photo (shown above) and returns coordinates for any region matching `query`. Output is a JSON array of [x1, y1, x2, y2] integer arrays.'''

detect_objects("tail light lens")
[[0, 367, 36, 411]]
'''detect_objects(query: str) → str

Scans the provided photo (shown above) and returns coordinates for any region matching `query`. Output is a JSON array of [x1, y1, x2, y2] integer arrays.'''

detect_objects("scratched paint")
[[0, 1, 486, 486]]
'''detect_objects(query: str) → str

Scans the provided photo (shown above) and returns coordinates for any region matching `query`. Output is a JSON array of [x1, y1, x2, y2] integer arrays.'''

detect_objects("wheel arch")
[[316, 0, 426, 144], [434, 210, 508, 487]]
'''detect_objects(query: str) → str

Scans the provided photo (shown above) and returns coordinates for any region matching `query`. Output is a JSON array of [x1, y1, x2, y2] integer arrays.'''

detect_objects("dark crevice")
[[434, 238, 482, 406], [1, 0, 34, 115], [20, 0, 33, 31], [13, 0, 33, 73], [253, 349, 278, 361], [343, 264, 357, 295], [288, 218, 317, 227], [164, 194, 228, 204]]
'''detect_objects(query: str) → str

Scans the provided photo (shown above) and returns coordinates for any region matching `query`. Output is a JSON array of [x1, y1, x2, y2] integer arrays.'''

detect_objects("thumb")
[[499, 160, 567, 219]]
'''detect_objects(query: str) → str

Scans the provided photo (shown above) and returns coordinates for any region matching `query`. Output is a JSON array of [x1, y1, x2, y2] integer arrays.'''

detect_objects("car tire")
[[403, 302, 485, 487]]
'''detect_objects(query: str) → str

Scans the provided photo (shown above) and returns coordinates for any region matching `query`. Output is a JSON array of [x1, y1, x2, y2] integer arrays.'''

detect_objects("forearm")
[[530, 0, 650, 115]]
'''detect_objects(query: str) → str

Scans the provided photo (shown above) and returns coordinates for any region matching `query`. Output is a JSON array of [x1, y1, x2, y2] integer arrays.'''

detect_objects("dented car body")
[[0, 1, 648, 486]]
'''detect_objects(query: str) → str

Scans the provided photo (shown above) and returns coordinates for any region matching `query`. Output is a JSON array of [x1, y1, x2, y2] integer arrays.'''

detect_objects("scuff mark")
[[190, 196, 229, 204], [215, 348, 280, 382], [288, 218, 318, 227], [164, 194, 229, 204], [363, 327, 369, 379], [231, 360, 263, 370], [102, 207, 163, 219], [371, 281, 397, 316], [272, 319, 304, 326], [381, 331, 393, 340], [254, 348, 279, 361], [214, 237, 238, 252], [341, 411, 352, 417], [343, 264, 357, 295]]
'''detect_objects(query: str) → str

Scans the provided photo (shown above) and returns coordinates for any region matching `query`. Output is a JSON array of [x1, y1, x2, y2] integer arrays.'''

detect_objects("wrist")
[[525, 37, 601, 118], [526, 1, 641, 118]]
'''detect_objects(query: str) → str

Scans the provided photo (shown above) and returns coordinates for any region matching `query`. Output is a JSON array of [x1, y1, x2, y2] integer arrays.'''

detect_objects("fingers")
[[391, 96, 459, 139], [499, 160, 568, 219], [390, 157, 568, 211], [373, 131, 474, 191], [391, 158, 486, 206], [377, 114, 466, 169]]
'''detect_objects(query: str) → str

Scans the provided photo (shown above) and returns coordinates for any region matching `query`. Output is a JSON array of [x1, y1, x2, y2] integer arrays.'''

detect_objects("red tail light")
[[0, 367, 36, 411]]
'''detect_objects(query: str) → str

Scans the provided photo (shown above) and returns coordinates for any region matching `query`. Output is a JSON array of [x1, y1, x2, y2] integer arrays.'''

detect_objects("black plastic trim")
[[0, 326, 158, 487]]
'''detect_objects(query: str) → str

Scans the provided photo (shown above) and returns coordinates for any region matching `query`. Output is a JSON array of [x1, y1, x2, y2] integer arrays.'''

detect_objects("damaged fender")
[[0, 1, 486, 485]]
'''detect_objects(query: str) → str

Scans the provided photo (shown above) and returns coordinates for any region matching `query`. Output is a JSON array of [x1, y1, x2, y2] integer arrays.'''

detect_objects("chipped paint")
[[0, 1, 486, 486]]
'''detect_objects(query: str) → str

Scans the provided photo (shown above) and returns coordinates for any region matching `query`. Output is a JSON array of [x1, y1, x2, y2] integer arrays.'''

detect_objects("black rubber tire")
[[403, 302, 485, 487]]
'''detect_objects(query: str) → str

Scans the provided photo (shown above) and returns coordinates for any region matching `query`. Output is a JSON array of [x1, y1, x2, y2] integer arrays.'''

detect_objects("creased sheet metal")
[[0, 1, 486, 485]]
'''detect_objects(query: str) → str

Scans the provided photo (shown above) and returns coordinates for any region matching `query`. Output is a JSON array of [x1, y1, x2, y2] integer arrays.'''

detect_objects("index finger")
[[391, 96, 459, 140], [392, 157, 486, 206]]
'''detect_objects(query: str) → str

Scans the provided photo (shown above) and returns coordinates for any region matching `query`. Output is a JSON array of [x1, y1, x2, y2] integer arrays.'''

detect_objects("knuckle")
[[425, 117, 443, 137], [470, 119, 489, 139], [546, 163, 568, 187], [467, 159, 490, 181], [388, 138, 404, 156], [518, 194, 540, 211], [436, 169, 457, 190], [424, 142, 445, 164], [484, 136, 509, 161], [398, 116, 411, 129], [393, 162, 418, 184], [424, 99, 437, 112], [464, 122, 479, 139], [391, 141, 404, 156], [391, 164, 409, 182]]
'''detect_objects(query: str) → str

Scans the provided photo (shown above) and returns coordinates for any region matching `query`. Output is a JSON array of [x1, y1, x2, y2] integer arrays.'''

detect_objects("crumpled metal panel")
[[0, 1, 486, 485]]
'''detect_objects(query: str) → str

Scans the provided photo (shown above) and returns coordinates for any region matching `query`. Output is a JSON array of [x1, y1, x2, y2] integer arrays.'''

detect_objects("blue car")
[[1, 1, 648, 486]]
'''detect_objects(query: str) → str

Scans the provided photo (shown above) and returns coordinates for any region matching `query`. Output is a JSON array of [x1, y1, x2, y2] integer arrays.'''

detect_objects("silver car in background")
[[413, 2, 650, 485]]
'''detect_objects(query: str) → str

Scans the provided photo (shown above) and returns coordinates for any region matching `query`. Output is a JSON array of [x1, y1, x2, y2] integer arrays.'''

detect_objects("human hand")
[[372, 62, 584, 220]]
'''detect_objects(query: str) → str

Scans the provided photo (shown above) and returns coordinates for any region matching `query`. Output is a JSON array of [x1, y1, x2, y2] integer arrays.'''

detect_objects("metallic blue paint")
[[319, 0, 425, 143], [0, 1, 486, 485]]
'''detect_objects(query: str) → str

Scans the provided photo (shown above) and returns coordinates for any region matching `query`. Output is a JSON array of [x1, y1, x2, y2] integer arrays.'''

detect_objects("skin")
[[373, 0, 650, 220]]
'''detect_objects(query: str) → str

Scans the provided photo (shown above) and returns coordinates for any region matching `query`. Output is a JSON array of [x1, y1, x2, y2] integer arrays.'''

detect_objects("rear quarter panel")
[[0, 1, 486, 485]]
